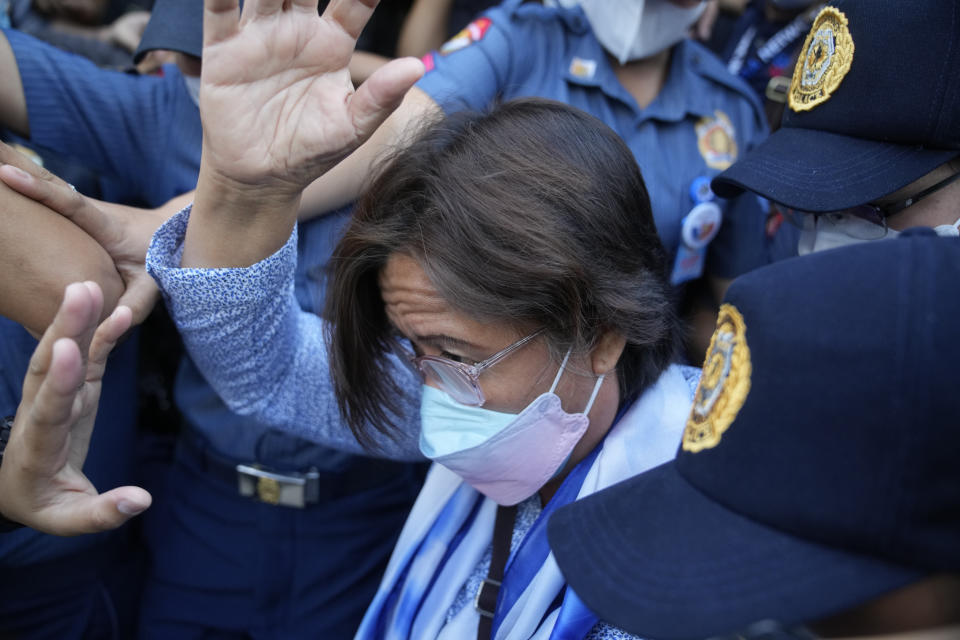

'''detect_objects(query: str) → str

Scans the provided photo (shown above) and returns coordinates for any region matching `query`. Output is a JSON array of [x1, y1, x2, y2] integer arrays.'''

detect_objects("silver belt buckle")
[[236, 464, 319, 508]]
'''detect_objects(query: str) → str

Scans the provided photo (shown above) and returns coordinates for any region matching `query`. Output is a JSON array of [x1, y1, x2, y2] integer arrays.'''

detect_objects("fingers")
[[42, 486, 152, 536], [69, 303, 131, 475], [73, 282, 104, 371], [245, 0, 286, 19], [0, 142, 65, 186], [115, 273, 159, 327], [324, 0, 378, 40], [19, 337, 84, 468], [204, 0, 240, 48], [0, 163, 106, 235], [89, 306, 133, 385], [349, 57, 425, 143], [22, 283, 102, 408]]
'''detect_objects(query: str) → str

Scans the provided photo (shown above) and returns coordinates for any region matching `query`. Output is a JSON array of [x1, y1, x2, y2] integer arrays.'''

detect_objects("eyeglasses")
[[391, 329, 545, 407], [776, 169, 960, 240]]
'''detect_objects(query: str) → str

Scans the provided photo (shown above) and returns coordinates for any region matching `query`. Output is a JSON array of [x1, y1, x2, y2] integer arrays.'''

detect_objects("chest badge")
[[789, 6, 855, 112], [683, 304, 752, 453], [440, 17, 493, 56], [695, 110, 738, 170], [569, 57, 597, 80], [670, 180, 723, 286]]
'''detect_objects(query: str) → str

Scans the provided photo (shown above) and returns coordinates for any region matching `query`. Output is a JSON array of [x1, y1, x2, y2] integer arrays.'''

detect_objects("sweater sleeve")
[[146, 206, 424, 461]]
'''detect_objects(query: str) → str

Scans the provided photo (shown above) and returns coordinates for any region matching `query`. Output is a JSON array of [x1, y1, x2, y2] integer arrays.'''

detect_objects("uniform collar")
[[564, 34, 720, 123]]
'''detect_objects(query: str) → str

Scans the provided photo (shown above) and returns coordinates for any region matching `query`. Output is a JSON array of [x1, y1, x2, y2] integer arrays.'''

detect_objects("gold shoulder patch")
[[682, 304, 752, 453], [789, 6, 855, 112]]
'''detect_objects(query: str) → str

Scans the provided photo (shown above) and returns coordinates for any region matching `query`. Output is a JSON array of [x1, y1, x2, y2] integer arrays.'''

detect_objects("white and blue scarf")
[[355, 364, 694, 640]]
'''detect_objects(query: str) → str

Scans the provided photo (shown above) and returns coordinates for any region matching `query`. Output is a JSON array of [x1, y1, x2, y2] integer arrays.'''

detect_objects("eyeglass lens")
[[415, 358, 484, 406]]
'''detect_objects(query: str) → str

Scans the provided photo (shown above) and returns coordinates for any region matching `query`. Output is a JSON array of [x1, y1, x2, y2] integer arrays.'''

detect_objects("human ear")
[[590, 331, 627, 375]]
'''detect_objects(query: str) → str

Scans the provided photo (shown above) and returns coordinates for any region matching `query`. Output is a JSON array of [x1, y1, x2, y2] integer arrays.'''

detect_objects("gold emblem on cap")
[[789, 6, 855, 112], [682, 304, 752, 453]]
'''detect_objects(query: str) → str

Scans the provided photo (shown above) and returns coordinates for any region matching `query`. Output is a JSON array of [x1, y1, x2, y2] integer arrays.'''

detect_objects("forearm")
[[0, 184, 122, 334], [0, 31, 29, 138], [298, 87, 440, 221], [148, 207, 423, 459], [396, 0, 454, 58]]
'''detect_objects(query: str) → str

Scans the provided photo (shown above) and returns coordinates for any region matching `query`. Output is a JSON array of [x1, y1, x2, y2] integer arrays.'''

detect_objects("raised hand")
[[0, 282, 150, 536], [198, 0, 423, 200]]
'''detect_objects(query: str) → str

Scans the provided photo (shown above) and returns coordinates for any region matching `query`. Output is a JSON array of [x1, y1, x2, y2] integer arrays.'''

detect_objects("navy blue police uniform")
[[1, 28, 421, 639], [417, 0, 770, 286]]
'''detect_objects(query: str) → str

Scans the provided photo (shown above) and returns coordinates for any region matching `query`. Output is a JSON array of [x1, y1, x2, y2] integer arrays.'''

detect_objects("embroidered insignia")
[[421, 53, 435, 73], [439, 17, 492, 56], [789, 6, 854, 112], [682, 304, 752, 453], [569, 57, 596, 79], [695, 110, 738, 170]]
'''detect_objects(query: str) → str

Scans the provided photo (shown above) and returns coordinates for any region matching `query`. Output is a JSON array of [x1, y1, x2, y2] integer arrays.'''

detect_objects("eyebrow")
[[414, 334, 482, 352]]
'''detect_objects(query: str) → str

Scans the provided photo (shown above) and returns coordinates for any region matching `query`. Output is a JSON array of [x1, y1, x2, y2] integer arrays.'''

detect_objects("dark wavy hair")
[[325, 98, 680, 444]]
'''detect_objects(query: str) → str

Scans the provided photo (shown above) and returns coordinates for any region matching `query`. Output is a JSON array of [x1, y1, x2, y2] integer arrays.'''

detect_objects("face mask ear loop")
[[548, 348, 574, 394], [548, 348, 607, 415], [582, 373, 606, 415]]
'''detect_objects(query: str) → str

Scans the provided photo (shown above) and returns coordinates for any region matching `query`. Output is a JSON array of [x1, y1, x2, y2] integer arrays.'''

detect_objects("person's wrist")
[[195, 161, 302, 222], [183, 162, 300, 268]]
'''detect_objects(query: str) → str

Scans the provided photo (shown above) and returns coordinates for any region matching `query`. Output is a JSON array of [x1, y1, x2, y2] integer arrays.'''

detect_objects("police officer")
[[710, 0, 960, 255], [718, 0, 824, 129], [299, 0, 771, 356], [0, 1, 423, 636], [548, 232, 960, 640]]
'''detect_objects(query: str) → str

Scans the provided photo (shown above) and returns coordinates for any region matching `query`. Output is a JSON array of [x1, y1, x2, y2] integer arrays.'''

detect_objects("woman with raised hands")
[[3, 0, 699, 637]]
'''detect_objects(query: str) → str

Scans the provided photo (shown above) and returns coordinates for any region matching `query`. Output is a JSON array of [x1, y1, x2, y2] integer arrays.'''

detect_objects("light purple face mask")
[[419, 351, 605, 506]]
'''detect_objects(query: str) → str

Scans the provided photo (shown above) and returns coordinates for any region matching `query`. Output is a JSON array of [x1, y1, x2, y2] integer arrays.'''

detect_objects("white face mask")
[[577, 0, 706, 64], [419, 350, 604, 506], [933, 215, 960, 237], [183, 74, 201, 107], [797, 213, 960, 255], [797, 214, 899, 255]]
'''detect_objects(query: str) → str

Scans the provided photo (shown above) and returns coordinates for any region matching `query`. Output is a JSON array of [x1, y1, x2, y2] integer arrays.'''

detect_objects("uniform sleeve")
[[707, 88, 770, 279], [145, 206, 425, 462], [4, 29, 171, 194], [414, 5, 516, 114]]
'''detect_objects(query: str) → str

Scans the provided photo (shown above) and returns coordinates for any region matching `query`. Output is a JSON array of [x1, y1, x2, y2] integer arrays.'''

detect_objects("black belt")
[[177, 429, 409, 508]]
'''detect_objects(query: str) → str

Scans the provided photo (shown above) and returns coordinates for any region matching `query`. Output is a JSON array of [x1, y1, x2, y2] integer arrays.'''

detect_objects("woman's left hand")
[[0, 283, 151, 536]]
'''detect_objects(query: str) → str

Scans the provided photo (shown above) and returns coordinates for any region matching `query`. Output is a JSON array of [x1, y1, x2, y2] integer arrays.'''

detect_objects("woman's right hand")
[[196, 0, 424, 209]]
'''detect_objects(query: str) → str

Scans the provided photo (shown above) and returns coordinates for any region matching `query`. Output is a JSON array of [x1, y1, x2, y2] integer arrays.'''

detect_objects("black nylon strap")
[[476, 504, 518, 640]]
